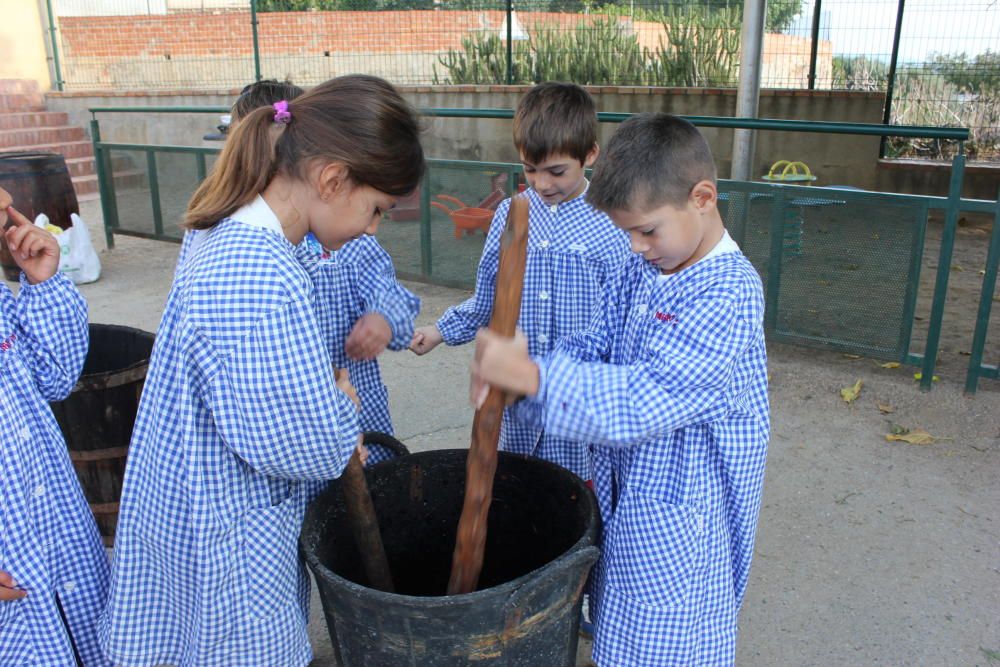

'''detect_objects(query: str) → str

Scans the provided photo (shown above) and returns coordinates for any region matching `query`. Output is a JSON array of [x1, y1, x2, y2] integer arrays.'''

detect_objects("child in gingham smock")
[[180, 79, 420, 464], [0, 189, 111, 666], [470, 114, 770, 666], [99, 75, 425, 667], [411, 82, 630, 481], [297, 233, 419, 459]]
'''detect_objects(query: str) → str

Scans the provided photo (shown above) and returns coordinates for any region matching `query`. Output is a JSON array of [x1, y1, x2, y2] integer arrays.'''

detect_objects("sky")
[[787, 0, 998, 63]]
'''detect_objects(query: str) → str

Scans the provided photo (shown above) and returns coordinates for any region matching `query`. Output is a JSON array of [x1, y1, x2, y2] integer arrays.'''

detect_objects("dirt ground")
[[19, 199, 997, 666]]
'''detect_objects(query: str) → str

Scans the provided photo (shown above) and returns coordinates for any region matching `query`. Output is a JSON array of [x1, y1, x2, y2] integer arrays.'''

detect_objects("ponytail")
[[184, 105, 285, 229]]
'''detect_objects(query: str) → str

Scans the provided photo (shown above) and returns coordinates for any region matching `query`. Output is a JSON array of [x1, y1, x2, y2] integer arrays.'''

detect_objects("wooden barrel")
[[0, 152, 78, 281], [50, 324, 156, 546]]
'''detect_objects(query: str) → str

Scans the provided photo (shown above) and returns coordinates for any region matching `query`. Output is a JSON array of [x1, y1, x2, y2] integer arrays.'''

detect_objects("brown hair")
[[512, 82, 597, 165], [587, 113, 717, 213], [185, 74, 425, 230], [231, 79, 305, 124]]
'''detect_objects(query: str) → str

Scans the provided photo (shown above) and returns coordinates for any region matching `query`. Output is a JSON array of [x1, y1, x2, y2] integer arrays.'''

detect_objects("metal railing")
[[89, 106, 997, 392]]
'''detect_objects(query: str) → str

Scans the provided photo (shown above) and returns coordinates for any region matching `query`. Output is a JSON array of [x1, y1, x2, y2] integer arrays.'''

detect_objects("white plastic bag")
[[34, 212, 101, 284]]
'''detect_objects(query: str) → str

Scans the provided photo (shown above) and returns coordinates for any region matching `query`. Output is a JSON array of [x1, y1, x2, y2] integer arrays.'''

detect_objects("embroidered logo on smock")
[[654, 311, 678, 324], [0, 333, 16, 351]]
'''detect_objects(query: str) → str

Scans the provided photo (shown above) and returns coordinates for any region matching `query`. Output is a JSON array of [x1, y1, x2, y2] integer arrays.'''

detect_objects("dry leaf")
[[880, 361, 901, 369], [885, 428, 935, 445], [877, 403, 896, 414], [913, 372, 941, 382], [842, 353, 862, 360], [951, 264, 964, 272], [840, 379, 863, 403], [817, 280, 832, 286]]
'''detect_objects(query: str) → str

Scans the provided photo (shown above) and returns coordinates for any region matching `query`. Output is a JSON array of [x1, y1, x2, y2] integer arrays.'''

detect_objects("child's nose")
[[629, 234, 647, 254]]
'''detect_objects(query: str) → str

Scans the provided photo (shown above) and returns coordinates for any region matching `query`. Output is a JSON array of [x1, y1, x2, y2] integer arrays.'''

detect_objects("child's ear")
[[317, 162, 350, 200], [583, 143, 600, 168], [690, 180, 718, 212]]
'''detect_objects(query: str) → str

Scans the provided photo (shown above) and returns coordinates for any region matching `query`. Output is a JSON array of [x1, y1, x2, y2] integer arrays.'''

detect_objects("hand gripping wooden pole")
[[447, 195, 530, 595]]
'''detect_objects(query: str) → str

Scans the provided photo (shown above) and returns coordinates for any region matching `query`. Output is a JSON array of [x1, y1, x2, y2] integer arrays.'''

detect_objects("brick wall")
[[57, 10, 831, 90]]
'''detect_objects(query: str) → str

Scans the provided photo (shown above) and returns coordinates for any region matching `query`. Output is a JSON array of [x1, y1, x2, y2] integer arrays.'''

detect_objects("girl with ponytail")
[[100, 75, 424, 667]]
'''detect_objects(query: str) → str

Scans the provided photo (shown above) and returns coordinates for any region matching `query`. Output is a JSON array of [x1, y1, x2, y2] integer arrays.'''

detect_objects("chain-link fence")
[[50, 0, 999, 161]]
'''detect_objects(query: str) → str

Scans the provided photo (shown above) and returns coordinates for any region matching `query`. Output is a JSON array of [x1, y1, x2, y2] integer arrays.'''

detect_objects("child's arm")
[[3, 203, 88, 402], [344, 237, 420, 360], [476, 294, 762, 448], [429, 199, 509, 348], [205, 298, 361, 481]]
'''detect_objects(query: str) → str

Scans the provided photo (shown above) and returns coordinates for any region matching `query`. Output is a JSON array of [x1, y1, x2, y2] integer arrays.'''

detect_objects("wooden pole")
[[447, 194, 530, 595], [341, 437, 395, 593]]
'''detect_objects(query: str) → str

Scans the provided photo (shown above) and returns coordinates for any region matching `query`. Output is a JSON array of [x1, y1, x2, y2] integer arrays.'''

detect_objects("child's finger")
[[0, 571, 16, 587], [0, 187, 12, 210], [0, 586, 27, 601], [3, 205, 32, 231]]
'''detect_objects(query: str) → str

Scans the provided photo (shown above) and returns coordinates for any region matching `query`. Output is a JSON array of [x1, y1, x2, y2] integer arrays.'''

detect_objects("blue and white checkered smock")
[[296, 233, 419, 464], [437, 187, 630, 479], [100, 202, 360, 667], [512, 248, 770, 665], [0, 273, 111, 666]]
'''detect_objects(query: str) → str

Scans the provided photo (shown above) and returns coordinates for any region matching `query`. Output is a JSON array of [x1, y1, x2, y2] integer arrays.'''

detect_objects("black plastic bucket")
[[301, 449, 600, 666], [363, 431, 409, 467], [49, 323, 155, 545]]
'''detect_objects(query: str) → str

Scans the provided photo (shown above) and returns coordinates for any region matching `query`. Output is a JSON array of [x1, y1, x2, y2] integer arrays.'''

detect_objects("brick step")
[[0, 126, 86, 149], [0, 112, 70, 131], [2, 140, 94, 160], [0, 93, 46, 112], [67, 155, 134, 178], [72, 169, 147, 197], [0, 79, 40, 95]]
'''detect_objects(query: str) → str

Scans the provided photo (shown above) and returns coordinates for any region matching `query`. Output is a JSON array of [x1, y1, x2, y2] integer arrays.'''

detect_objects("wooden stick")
[[341, 438, 395, 593], [447, 195, 530, 595]]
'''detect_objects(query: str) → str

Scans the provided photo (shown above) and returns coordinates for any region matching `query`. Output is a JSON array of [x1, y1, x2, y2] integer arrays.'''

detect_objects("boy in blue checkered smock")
[[411, 82, 630, 481], [180, 79, 419, 466], [99, 75, 425, 667], [0, 192, 111, 666], [296, 233, 419, 464], [470, 114, 770, 666]]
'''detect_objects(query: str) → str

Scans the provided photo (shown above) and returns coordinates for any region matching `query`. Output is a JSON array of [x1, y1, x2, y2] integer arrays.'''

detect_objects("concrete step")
[[0, 112, 70, 131], [0, 79, 40, 95], [0, 125, 86, 149], [2, 140, 94, 159], [0, 93, 46, 112], [66, 155, 134, 178]]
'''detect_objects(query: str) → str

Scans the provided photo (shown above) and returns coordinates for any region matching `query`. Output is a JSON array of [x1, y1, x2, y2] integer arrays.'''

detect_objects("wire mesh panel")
[[378, 160, 519, 288], [721, 181, 928, 359]]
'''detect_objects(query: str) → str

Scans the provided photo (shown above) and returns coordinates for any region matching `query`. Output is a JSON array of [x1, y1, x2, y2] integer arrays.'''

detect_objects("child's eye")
[[642, 228, 655, 236], [551, 171, 565, 177]]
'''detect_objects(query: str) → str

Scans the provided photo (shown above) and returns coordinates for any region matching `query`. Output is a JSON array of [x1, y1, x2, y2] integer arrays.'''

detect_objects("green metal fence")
[[89, 107, 998, 392]]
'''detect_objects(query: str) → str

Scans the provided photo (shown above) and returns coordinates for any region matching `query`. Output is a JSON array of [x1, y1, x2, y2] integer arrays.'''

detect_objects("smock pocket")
[[0, 597, 38, 665], [243, 497, 301, 619], [604, 494, 704, 608]]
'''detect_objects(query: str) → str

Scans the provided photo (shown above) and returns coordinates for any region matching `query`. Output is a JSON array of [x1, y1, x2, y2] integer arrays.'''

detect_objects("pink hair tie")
[[273, 100, 292, 124]]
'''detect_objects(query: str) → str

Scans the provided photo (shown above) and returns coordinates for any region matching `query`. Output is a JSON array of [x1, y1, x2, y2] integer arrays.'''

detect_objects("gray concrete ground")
[[24, 200, 998, 666]]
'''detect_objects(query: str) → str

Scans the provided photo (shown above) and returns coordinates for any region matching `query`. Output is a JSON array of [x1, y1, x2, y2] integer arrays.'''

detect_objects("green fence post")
[[506, 0, 514, 85], [420, 176, 432, 277], [195, 153, 207, 182], [44, 0, 64, 91], [146, 151, 163, 237], [250, 0, 262, 82], [765, 187, 787, 332], [964, 190, 1000, 394], [920, 149, 965, 390], [90, 118, 116, 249]]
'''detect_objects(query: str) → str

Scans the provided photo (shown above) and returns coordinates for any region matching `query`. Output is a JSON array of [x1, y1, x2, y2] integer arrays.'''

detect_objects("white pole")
[[731, 0, 767, 181]]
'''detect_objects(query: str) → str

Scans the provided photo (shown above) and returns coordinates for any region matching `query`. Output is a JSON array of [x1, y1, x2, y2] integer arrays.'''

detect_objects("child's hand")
[[0, 187, 12, 227], [334, 368, 360, 412], [345, 313, 392, 361], [409, 325, 443, 355], [469, 329, 539, 408], [4, 205, 59, 284], [0, 571, 27, 601]]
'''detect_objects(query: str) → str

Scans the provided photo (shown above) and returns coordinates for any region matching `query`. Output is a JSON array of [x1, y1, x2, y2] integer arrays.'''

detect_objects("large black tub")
[[301, 449, 600, 666]]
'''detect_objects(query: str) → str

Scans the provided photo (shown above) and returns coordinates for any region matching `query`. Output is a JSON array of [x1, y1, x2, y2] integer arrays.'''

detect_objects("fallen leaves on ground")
[[913, 372, 940, 382], [880, 361, 901, 369], [840, 379, 863, 404], [877, 402, 895, 414], [885, 427, 935, 445]]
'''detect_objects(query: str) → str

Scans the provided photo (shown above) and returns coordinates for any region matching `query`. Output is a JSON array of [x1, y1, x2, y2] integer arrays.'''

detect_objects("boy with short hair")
[[411, 82, 630, 481], [470, 113, 770, 665]]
